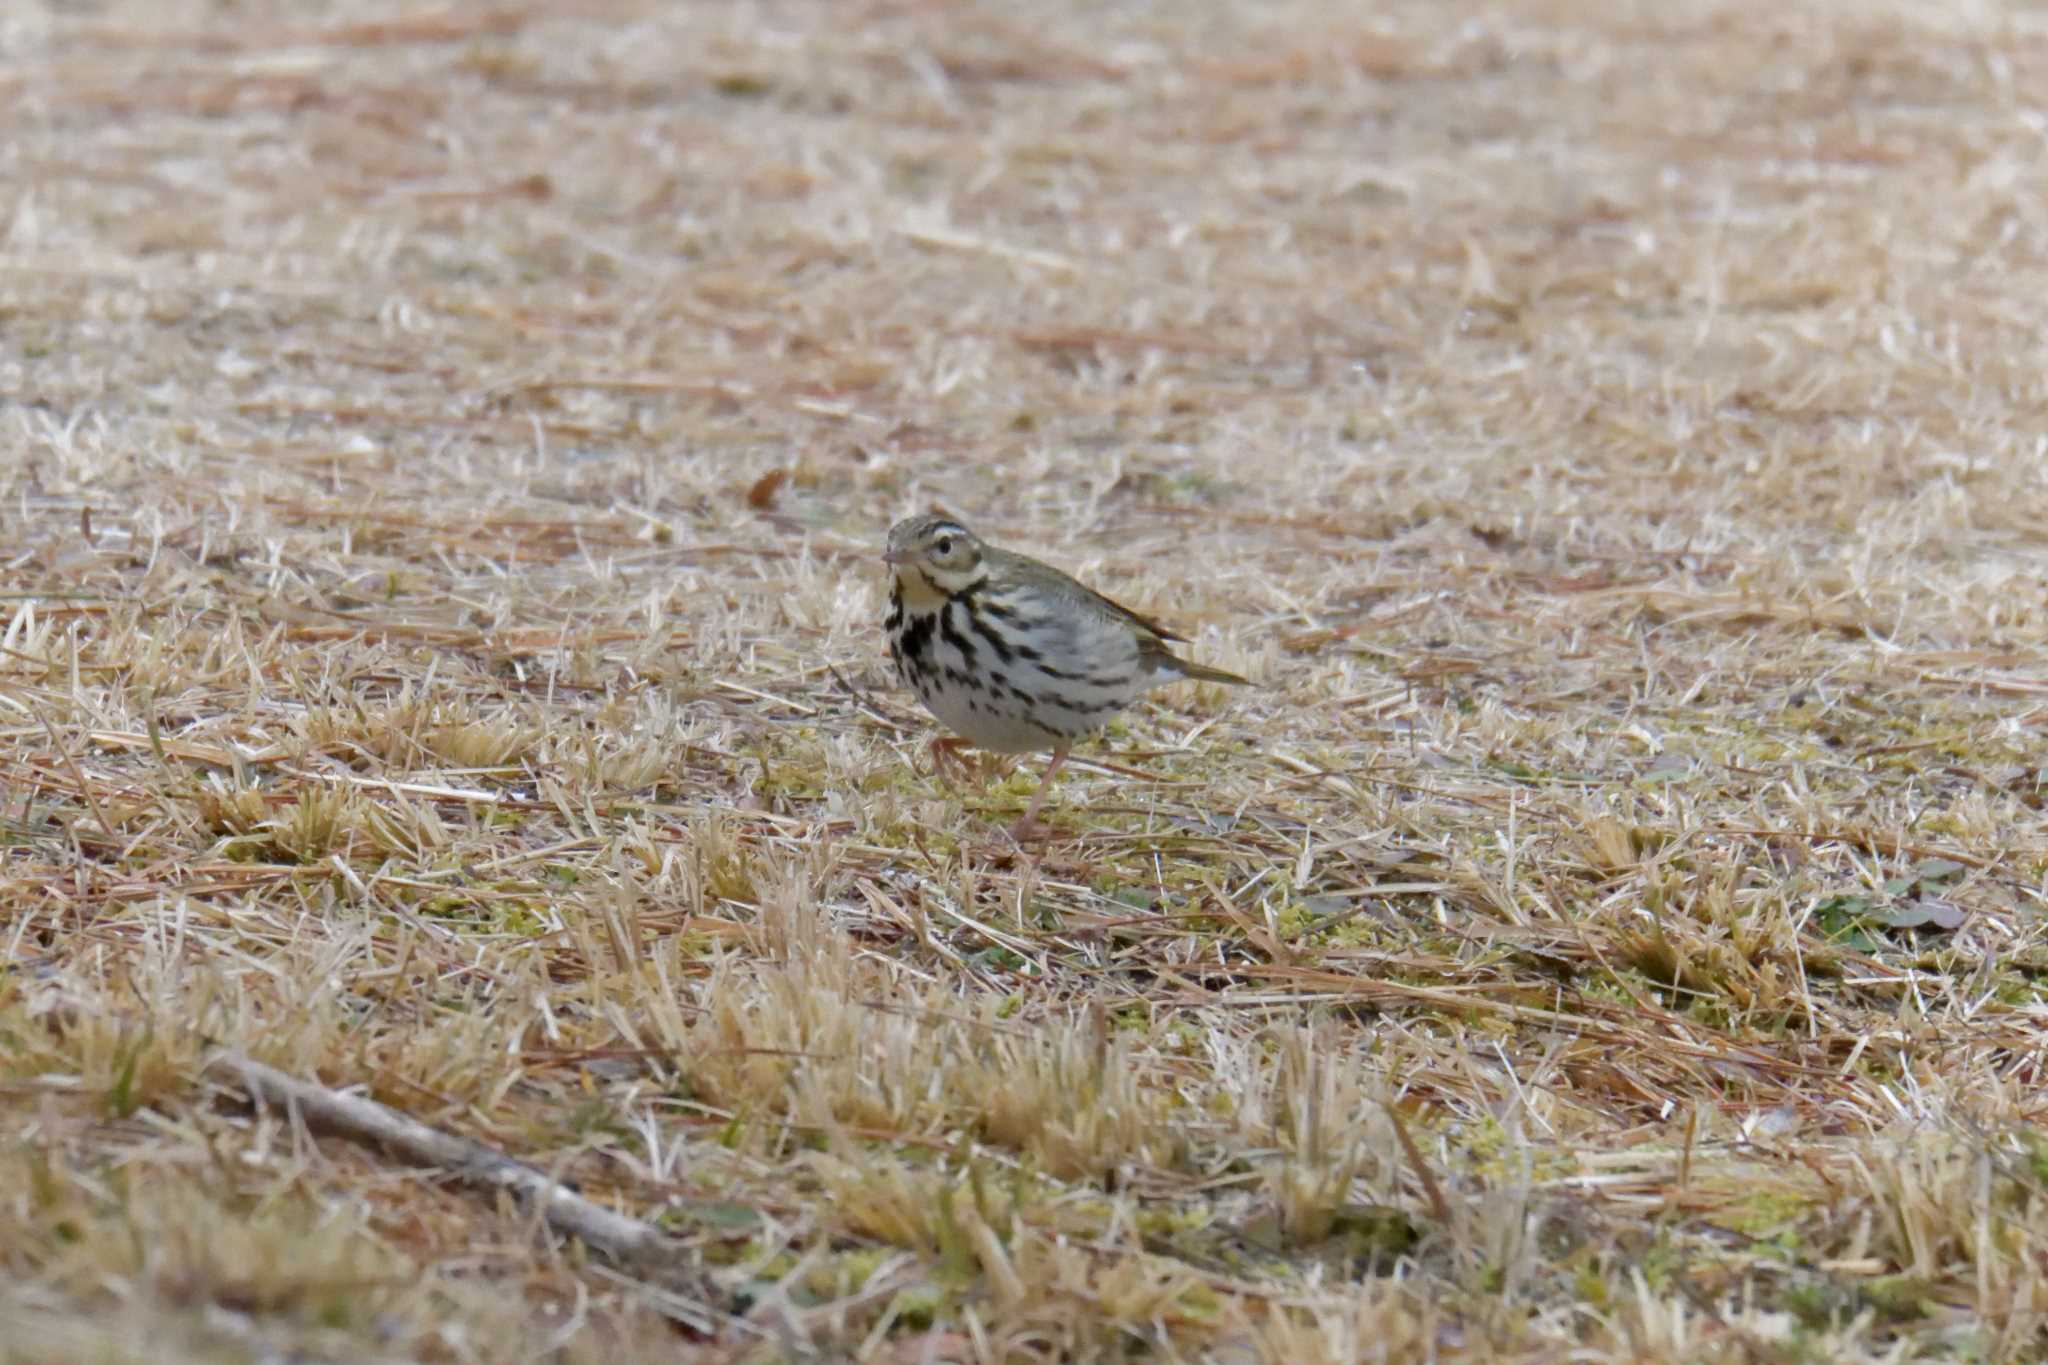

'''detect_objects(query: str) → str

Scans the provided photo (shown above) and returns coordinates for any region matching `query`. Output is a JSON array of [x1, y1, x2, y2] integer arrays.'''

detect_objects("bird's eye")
[[934, 535, 954, 556]]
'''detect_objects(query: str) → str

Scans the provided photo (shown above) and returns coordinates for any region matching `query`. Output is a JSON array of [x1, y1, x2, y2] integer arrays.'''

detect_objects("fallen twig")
[[213, 1053, 724, 1330]]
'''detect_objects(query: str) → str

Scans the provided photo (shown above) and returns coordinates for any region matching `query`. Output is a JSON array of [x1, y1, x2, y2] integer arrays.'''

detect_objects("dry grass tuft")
[[5, 0, 2048, 1359]]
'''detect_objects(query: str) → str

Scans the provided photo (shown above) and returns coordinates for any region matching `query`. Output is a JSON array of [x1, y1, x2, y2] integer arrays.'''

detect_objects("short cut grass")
[[4, 0, 2048, 1361]]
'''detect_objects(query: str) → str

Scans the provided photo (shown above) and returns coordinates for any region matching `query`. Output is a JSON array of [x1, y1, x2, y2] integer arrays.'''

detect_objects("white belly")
[[894, 597, 1169, 753]]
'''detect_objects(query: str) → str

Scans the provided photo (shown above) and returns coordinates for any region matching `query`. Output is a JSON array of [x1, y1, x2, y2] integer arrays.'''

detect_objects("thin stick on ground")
[[212, 1052, 723, 1328]]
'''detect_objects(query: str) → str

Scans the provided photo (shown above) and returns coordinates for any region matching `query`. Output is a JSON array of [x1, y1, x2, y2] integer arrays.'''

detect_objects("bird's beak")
[[882, 549, 907, 566]]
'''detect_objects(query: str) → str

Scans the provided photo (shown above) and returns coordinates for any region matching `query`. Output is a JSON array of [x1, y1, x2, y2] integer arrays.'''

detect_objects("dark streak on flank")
[[974, 612, 1016, 664], [938, 602, 980, 669], [1070, 696, 1121, 716]]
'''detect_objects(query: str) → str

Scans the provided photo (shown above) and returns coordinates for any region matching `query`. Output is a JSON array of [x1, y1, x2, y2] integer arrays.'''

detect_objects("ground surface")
[[4, 1, 2048, 1360]]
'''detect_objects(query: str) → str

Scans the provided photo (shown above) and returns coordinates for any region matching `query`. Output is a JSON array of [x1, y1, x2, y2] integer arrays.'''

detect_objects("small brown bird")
[[882, 514, 1248, 838]]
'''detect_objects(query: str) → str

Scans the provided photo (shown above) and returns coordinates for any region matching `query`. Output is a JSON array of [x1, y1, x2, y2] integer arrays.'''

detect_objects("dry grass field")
[[4, 0, 2048, 1359]]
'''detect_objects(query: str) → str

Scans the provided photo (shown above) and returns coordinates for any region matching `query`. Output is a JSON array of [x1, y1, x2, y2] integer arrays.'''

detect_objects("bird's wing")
[[992, 547, 1190, 643], [1079, 582, 1189, 643]]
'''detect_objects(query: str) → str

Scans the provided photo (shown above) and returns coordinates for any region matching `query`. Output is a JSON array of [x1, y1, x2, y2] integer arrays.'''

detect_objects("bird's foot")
[[1006, 815, 1060, 845], [923, 736, 981, 785]]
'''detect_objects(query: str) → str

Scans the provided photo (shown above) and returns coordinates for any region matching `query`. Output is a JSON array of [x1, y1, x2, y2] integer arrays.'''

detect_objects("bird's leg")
[[923, 736, 979, 786], [1009, 747, 1070, 843]]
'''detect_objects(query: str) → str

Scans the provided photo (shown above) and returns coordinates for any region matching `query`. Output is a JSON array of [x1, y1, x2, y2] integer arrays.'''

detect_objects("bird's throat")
[[893, 567, 960, 612]]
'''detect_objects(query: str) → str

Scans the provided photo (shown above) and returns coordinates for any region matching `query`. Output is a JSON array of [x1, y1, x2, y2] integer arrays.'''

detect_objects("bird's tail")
[[1175, 659, 1251, 686]]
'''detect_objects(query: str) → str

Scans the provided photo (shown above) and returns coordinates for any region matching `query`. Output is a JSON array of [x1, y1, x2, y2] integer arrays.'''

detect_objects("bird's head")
[[884, 515, 987, 598]]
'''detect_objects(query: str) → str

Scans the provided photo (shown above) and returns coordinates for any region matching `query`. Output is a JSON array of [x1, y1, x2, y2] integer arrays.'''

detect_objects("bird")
[[882, 513, 1248, 839]]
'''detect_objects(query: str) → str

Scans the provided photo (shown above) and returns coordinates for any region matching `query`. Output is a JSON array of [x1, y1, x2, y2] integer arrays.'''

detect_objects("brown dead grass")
[[4, 0, 2048, 1360]]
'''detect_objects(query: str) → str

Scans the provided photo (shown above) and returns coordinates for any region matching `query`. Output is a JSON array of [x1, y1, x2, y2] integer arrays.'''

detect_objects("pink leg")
[[1010, 747, 1070, 842]]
